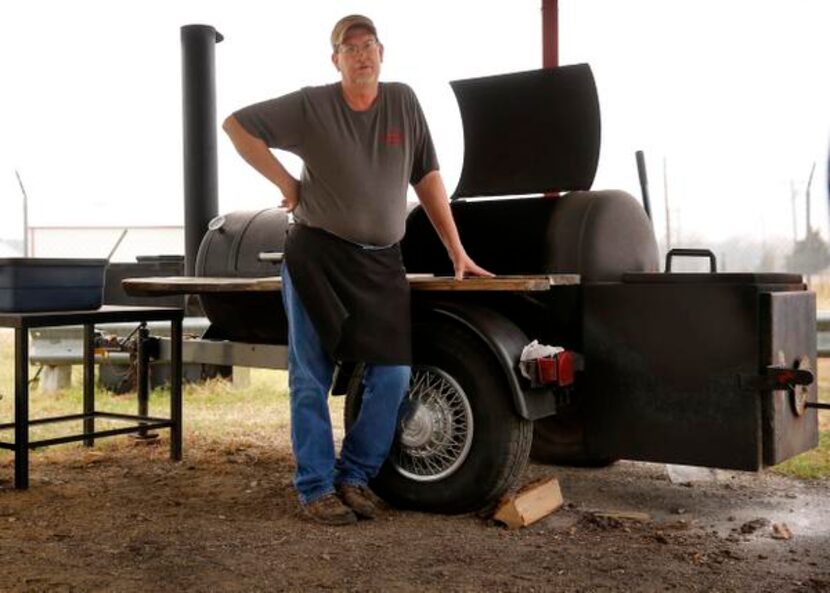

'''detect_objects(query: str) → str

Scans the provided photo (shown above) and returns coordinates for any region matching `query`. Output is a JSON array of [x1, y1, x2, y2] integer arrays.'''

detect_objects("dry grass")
[[0, 328, 346, 462], [812, 277, 830, 310], [773, 358, 830, 479], [820, 359, 830, 434]]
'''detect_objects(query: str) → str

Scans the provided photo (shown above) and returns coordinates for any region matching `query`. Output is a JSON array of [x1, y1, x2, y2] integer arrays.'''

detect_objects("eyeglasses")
[[337, 39, 379, 56]]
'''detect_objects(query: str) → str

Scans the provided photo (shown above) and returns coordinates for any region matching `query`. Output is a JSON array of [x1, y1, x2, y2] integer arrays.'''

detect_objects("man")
[[223, 14, 491, 525]]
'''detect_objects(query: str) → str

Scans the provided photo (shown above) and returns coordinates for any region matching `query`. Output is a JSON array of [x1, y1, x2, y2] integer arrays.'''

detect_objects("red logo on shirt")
[[382, 128, 403, 146]]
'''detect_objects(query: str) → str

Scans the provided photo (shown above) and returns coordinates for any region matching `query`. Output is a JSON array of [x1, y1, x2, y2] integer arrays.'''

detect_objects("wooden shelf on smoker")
[[122, 274, 580, 297]]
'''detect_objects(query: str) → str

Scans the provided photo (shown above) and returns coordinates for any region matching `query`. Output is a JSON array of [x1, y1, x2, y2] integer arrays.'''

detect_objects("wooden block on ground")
[[493, 477, 564, 529], [593, 511, 652, 523], [771, 522, 793, 540]]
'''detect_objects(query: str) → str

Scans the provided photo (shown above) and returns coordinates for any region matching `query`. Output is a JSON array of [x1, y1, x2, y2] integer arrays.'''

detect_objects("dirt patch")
[[0, 439, 828, 593]]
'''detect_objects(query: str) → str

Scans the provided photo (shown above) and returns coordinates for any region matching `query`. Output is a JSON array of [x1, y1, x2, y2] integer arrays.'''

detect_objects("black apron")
[[283, 224, 411, 365]]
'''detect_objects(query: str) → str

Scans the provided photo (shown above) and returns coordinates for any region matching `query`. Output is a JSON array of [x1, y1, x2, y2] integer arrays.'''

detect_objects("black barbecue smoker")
[[124, 24, 821, 515]]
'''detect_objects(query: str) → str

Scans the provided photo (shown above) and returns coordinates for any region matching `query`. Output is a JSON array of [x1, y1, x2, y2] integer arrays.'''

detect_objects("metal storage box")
[[0, 258, 107, 312], [582, 272, 817, 470]]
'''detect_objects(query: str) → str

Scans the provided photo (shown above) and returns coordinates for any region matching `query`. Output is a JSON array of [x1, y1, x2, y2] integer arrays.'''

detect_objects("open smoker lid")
[[450, 63, 600, 199]]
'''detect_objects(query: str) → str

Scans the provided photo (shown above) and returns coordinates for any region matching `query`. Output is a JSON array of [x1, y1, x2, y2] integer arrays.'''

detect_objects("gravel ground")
[[0, 438, 827, 593]]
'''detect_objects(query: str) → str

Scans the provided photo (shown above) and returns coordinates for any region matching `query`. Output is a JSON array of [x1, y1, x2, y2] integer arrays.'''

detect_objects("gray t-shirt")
[[234, 82, 439, 246]]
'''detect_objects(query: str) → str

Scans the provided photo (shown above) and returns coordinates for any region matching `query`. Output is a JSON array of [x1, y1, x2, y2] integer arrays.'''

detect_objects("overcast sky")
[[1, 0, 828, 254]]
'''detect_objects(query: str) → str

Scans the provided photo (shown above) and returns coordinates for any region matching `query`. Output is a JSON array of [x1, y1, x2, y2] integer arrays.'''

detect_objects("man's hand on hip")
[[222, 115, 301, 212], [280, 177, 301, 212]]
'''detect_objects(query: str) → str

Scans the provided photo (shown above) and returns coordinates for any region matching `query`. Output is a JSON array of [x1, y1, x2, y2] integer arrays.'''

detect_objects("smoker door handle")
[[761, 364, 818, 417], [740, 367, 815, 392], [665, 248, 717, 273], [764, 365, 814, 389]]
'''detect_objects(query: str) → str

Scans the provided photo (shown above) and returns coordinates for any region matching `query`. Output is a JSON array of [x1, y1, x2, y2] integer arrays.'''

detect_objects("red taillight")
[[535, 351, 575, 387]]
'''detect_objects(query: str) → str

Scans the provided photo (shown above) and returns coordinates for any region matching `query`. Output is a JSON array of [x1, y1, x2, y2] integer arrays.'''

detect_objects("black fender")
[[414, 302, 559, 421]]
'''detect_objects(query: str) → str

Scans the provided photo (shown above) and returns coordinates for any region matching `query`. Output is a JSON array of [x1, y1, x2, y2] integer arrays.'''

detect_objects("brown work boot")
[[336, 484, 378, 520], [302, 493, 357, 526]]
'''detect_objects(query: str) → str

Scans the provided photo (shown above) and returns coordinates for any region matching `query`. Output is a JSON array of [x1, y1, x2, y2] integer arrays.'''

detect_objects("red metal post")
[[542, 0, 559, 197], [542, 0, 559, 68]]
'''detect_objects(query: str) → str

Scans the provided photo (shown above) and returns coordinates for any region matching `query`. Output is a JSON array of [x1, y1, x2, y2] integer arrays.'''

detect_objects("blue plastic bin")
[[0, 258, 107, 312]]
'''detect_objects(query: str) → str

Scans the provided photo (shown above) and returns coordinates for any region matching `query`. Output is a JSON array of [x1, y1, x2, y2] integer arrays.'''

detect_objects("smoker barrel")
[[403, 190, 660, 280], [194, 190, 659, 342]]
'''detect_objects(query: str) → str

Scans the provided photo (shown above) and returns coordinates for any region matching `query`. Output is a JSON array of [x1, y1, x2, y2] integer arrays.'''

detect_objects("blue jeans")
[[281, 266, 410, 504]]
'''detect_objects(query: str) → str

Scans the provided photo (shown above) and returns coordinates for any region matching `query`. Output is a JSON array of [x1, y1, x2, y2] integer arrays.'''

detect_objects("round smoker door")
[[195, 208, 289, 277], [195, 208, 290, 344]]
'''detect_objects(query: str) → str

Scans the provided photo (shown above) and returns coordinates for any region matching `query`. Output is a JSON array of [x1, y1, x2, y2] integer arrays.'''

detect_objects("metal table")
[[0, 305, 183, 489]]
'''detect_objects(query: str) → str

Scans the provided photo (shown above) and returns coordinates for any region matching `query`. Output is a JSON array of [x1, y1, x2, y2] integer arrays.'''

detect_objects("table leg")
[[14, 328, 29, 490], [136, 324, 150, 438], [83, 324, 95, 446], [171, 318, 182, 461]]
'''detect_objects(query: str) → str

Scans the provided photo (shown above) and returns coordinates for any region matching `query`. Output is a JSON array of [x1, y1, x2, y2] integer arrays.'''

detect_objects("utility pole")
[[663, 156, 671, 249], [635, 150, 653, 221], [790, 179, 798, 245], [14, 170, 29, 257], [805, 161, 816, 233]]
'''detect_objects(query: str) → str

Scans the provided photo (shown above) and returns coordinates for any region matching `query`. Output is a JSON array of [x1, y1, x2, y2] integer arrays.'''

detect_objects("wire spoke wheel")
[[390, 366, 474, 482], [345, 320, 533, 513]]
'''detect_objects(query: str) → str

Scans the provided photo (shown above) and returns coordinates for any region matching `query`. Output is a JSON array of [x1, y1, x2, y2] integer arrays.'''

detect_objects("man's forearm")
[[222, 115, 296, 194], [414, 171, 465, 258]]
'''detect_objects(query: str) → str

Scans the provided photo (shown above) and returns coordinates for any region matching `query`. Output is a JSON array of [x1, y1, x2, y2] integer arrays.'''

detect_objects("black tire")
[[531, 409, 617, 467], [345, 320, 533, 514]]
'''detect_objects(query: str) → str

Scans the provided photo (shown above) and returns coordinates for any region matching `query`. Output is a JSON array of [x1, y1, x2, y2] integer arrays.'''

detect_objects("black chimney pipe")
[[181, 24, 223, 276]]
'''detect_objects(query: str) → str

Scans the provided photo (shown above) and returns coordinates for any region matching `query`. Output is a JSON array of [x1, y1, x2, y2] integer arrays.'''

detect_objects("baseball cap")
[[330, 14, 378, 50]]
